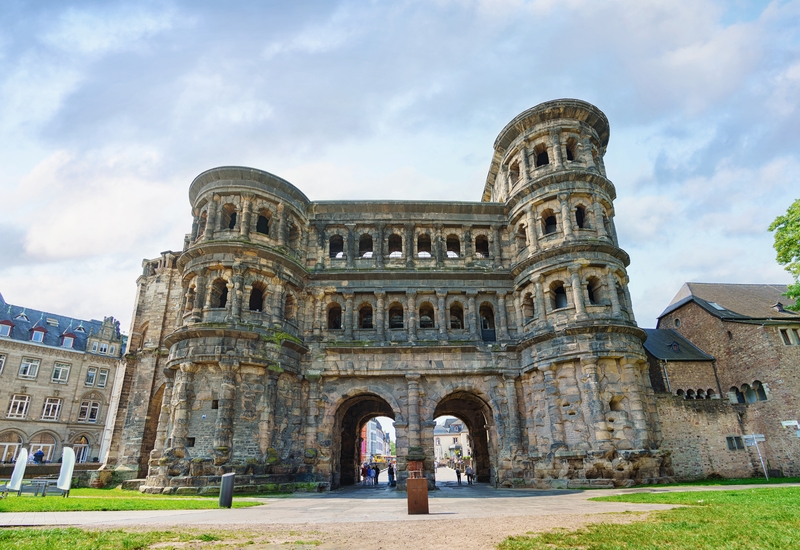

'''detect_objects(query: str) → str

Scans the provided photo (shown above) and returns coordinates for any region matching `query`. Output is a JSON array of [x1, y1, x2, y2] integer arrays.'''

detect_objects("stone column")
[[534, 276, 547, 325], [525, 206, 539, 252], [558, 193, 574, 240], [436, 291, 448, 342], [406, 291, 417, 343], [497, 293, 510, 340], [375, 292, 386, 341], [569, 265, 587, 320], [622, 358, 649, 449], [513, 293, 524, 333], [541, 363, 566, 451], [344, 293, 354, 340], [312, 291, 323, 338], [467, 292, 479, 340], [276, 203, 286, 246], [606, 269, 622, 318], [314, 223, 326, 269], [406, 374, 421, 449], [190, 211, 200, 242], [240, 196, 252, 239], [580, 356, 611, 448], [304, 370, 321, 452], [607, 207, 619, 245], [581, 136, 595, 169], [462, 225, 472, 259], [375, 223, 385, 269], [191, 274, 205, 323], [404, 223, 416, 268], [205, 195, 219, 240], [168, 363, 197, 450], [520, 143, 531, 182], [503, 374, 520, 451], [231, 267, 244, 322], [597, 146, 607, 176], [500, 164, 509, 198], [271, 285, 285, 325], [435, 224, 444, 267], [259, 372, 279, 458], [213, 362, 237, 465], [345, 223, 355, 269], [592, 201, 608, 240], [152, 369, 174, 457], [225, 278, 234, 319], [550, 129, 563, 166], [490, 225, 501, 268], [622, 277, 636, 322]]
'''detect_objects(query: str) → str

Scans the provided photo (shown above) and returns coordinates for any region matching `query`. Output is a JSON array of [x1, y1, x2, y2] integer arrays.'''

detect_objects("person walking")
[[369, 464, 377, 485], [361, 463, 368, 485], [387, 462, 395, 487], [465, 465, 474, 485], [455, 464, 462, 485]]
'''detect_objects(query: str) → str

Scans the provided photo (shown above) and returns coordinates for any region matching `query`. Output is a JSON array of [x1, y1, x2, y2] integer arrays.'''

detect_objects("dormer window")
[[62, 336, 74, 348], [91, 342, 98, 352], [99, 343, 109, 354], [30, 327, 46, 343], [0, 322, 12, 337]]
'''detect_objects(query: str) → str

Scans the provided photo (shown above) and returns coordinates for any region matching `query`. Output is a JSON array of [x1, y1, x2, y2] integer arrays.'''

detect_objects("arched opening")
[[551, 282, 568, 310], [676, 389, 685, 398], [0, 431, 23, 463], [221, 204, 237, 230], [479, 304, 495, 341], [534, 143, 549, 167], [696, 389, 706, 400], [446, 235, 460, 258], [730, 386, 745, 404], [417, 234, 432, 258], [475, 235, 489, 257], [388, 303, 404, 329], [288, 220, 300, 251], [332, 394, 395, 489], [449, 303, 464, 329], [686, 389, 696, 400], [249, 283, 266, 312], [508, 161, 520, 184], [419, 302, 435, 329], [753, 380, 767, 401], [586, 276, 602, 306], [516, 224, 528, 249], [522, 292, 535, 323], [388, 234, 402, 258], [609, 396, 625, 411], [138, 383, 164, 473], [329, 235, 344, 258], [742, 384, 757, 404], [29, 433, 57, 462], [542, 209, 557, 235], [284, 294, 296, 321], [72, 435, 90, 463], [358, 304, 373, 329], [327, 304, 342, 330], [706, 388, 716, 399], [565, 137, 578, 161], [197, 211, 207, 239], [359, 234, 373, 258], [210, 279, 228, 309], [576, 206, 587, 229], [434, 392, 495, 483], [256, 211, 270, 235]]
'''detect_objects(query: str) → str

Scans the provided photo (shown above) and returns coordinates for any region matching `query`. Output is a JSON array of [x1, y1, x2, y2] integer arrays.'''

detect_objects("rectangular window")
[[51, 362, 71, 384], [97, 369, 109, 388], [62, 336, 74, 348], [453, 437, 458, 444], [0, 354, 5, 375], [109, 345, 116, 356], [780, 329, 792, 345], [186, 437, 196, 447], [99, 343, 109, 354], [18, 358, 40, 379], [77, 400, 100, 423], [41, 397, 62, 421], [0, 325, 10, 337], [91, 342, 98, 352], [7, 395, 30, 419], [31, 331, 44, 343], [726, 436, 744, 450], [85, 367, 97, 386]]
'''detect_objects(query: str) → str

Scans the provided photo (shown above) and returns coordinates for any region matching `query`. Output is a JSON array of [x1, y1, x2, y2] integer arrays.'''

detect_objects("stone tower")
[[106, 99, 669, 493]]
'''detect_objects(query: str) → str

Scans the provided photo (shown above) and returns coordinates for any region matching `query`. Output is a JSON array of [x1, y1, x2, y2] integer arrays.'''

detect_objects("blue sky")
[[1, 0, 798, 329]]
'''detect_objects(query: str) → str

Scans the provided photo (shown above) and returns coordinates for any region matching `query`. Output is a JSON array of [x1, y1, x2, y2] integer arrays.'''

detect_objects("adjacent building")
[[645, 283, 800, 478], [434, 418, 471, 462], [0, 293, 125, 464]]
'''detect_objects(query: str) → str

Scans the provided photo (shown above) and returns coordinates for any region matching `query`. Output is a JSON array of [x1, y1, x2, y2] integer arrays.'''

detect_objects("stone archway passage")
[[334, 394, 394, 488], [434, 392, 493, 483], [138, 383, 164, 472]]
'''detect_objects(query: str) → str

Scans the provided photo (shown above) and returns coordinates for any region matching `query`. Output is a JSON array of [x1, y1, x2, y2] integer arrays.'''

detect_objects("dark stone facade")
[[106, 99, 672, 493]]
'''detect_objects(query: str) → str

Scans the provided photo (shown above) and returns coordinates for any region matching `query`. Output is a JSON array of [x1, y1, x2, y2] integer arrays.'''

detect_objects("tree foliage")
[[769, 198, 800, 311]]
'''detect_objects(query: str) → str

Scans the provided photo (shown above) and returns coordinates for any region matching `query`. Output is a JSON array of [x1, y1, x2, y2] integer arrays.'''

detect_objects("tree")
[[769, 198, 800, 311]]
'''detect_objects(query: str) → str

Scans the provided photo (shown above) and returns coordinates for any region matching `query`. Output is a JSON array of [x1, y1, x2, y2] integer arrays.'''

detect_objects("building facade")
[[0, 293, 124, 464], [106, 99, 670, 493], [648, 283, 800, 479], [434, 418, 471, 462]]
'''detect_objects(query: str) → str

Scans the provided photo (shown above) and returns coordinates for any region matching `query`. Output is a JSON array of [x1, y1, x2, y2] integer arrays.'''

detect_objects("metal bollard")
[[219, 472, 235, 508]]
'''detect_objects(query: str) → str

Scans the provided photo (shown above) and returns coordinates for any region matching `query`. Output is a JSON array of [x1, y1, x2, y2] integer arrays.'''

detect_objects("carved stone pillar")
[[503, 374, 520, 451], [375, 292, 386, 341], [276, 203, 286, 246], [541, 363, 566, 451], [345, 223, 355, 269], [497, 293, 510, 340], [312, 291, 323, 338], [593, 201, 608, 240], [467, 292, 478, 340], [513, 293, 524, 333], [259, 372, 279, 458], [152, 369, 174, 457], [213, 362, 237, 465], [520, 143, 531, 182], [231, 267, 244, 322], [462, 225, 472, 259], [190, 211, 199, 242], [436, 291, 448, 342], [550, 128, 563, 166], [534, 276, 547, 325], [622, 358, 649, 449], [490, 225, 501, 268], [314, 222, 326, 269], [606, 269, 622, 318], [304, 370, 322, 451], [580, 356, 611, 448], [569, 265, 587, 320], [240, 196, 252, 239], [435, 224, 444, 267], [406, 291, 417, 343], [205, 195, 219, 240], [525, 206, 539, 252], [404, 223, 415, 268], [168, 363, 197, 450], [558, 193, 574, 240], [406, 374, 421, 449], [344, 293, 354, 340], [622, 277, 636, 322], [191, 274, 205, 323], [375, 223, 385, 269]]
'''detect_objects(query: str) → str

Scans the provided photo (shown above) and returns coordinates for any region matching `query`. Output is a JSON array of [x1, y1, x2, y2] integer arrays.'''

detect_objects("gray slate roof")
[[659, 283, 800, 322], [0, 292, 122, 355], [642, 329, 714, 361]]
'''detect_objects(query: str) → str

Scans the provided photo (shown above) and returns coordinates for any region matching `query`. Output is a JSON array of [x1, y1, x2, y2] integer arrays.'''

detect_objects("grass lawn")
[[0, 487, 264, 512], [499, 486, 800, 549], [634, 476, 800, 487]]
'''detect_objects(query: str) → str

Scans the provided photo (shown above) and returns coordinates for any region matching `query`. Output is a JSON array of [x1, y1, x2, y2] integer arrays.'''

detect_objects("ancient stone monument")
[[105, 99, 671, 493]]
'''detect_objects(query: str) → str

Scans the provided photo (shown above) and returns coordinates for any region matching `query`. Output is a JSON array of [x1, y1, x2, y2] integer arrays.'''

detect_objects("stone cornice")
[[510, 242, 630, 278]]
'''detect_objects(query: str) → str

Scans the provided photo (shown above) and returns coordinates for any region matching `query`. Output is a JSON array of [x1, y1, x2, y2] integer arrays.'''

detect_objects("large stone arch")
[[330, 392, 396, 489], [138, 382, 165, 473], [432, 388, 498, 483]]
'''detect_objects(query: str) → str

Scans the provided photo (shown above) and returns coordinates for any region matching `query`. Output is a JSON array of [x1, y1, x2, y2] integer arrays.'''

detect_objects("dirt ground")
[[143, 511, 651, 549]]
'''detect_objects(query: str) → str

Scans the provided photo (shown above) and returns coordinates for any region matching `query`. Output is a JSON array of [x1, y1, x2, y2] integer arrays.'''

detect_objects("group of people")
[[436, 459, 475, 485], [361, 461, 396, 486]]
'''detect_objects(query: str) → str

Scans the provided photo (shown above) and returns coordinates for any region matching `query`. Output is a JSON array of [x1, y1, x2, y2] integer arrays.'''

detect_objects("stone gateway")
[[105, 99, 672, 493]]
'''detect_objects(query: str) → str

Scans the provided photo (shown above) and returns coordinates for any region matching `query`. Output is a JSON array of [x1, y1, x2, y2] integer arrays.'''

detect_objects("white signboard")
[[781, 420, 799, 428], [744, 434, 765, 446]]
